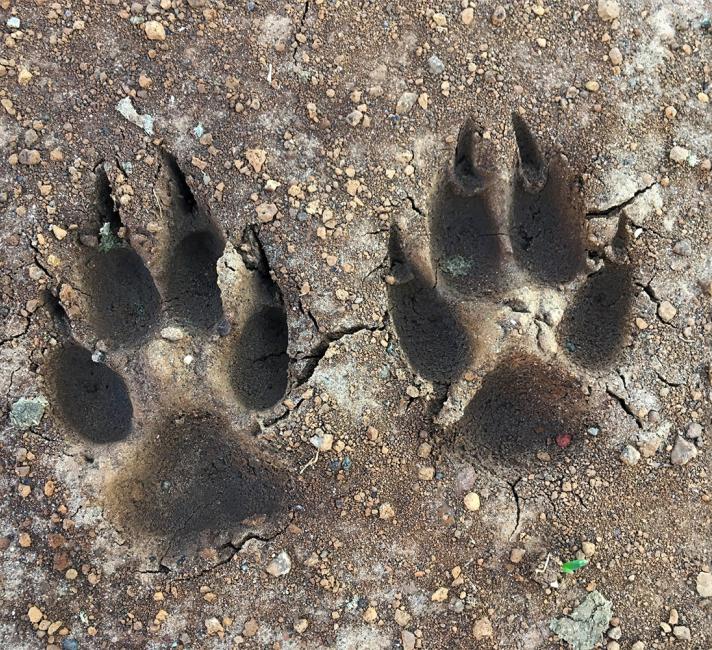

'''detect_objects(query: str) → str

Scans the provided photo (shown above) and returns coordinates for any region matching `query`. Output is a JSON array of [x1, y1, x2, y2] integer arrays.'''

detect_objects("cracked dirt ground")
[[1, 1, 711, 648]]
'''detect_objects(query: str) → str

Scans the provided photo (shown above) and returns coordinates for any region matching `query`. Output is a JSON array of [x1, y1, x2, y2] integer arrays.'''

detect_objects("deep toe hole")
[[230, 305, 289, 410], [165, 230, 225, 329], [459, 355, 584, 457], [84, 248, 161, 346], [558, 262, 633, 367], [388, 228, 471, 383], [430, 181, 503, 295], [510, 155, 586, 285], [46, 344, 133, 443], [108, 413, 283, 540], [429, 121, 503, 295]]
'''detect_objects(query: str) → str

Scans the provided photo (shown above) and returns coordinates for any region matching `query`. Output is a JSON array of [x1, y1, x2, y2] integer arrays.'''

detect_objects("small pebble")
[[687, 423, 703, 439], [510, 548, 525, 564], [672, 626, 691, 641], [7, 16, 21, 29], [669, 146, 689, 163], [696, 571, 712, 598], [144, 20, 166, 41], [265, 551, 291, 577], [460, 7, 474, 25], [657, 300, 676, 322], [473, 617, 493, 640], [160, 327, 185, 341], [620, 445, 641, 466], [431, 587, 449, 602], [28, 606, 43, 624], [491, 6, 506, 26], [401, 630, 416, 650], [309, 433, 333, 452], [597, 0, 621, 21], [673, 240, 692, 256], [464, 492, 480, 511], [608, 47, 623, 65], [671, 436, 697, 465], [395, 92, 418, 115], [204, 617, 223, 636], [427, 55, 445, 75]]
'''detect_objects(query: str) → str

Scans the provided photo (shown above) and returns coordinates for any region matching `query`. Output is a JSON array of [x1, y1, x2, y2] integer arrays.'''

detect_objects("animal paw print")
[[43, 157, 290, 564], [387, 114, 635, 458]]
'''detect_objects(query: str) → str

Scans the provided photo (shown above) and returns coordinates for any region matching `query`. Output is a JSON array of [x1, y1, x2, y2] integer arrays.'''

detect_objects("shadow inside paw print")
[[387, 225, 471, 384], [163, 155, 226, 330], [83, 167, 161, 346], [44, 155, 290, 549], [429, 118, 504, 295], [388, 114, 635, 457], [457, 354, 585, 457], [108, 413, 283, 540], [46, 340, 133, 444]]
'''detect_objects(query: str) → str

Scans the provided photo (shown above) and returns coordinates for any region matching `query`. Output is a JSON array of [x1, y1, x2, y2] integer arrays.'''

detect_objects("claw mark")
[[163, 154, 226, 329]]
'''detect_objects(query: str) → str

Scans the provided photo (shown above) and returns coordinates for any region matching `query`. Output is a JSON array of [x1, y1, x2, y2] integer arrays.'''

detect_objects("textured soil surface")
[[1, 1, 711, 648]]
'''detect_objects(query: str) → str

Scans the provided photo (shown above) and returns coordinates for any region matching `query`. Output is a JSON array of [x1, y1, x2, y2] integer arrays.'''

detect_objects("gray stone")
[[395, 92, 418, 115], [671, 436, 697, 465], [673, 240, 692, 256], [116, 97, 154, 135], [636, 432, 661, 458], [620, 445, 640, 466], [672, 626, 691, 641], [427, 55, 445, 75], [550, 591, 613, 650], [687, 422, 703, 439], [10, 396, 48, 430], [160, 327, 185, 341]]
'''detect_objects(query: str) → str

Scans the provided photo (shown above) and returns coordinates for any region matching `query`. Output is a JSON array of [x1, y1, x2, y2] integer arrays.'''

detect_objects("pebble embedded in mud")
[[265, 550, 292, 577], [463, 492, 481, 511], [671, 436, 697, 465]]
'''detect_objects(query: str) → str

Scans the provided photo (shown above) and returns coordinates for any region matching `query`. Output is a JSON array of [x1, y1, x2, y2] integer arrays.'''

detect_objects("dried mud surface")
[[1, 1, 711, 649]]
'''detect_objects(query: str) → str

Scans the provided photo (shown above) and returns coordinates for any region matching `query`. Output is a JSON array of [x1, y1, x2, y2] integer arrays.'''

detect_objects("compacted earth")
[[1, 0, 711, 648]]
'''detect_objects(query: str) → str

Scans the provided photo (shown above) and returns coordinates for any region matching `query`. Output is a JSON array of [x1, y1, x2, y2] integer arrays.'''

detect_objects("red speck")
[[556, 433, 572, 448]]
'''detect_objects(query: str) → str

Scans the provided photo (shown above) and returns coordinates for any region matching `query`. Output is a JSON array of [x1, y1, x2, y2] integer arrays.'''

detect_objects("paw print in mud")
[[387, 114, 635, 458], [43, 156, 292, 566]]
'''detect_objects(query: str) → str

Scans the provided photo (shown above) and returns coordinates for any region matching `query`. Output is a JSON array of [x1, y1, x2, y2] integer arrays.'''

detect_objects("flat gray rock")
[[550, 591, 613, 650]]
